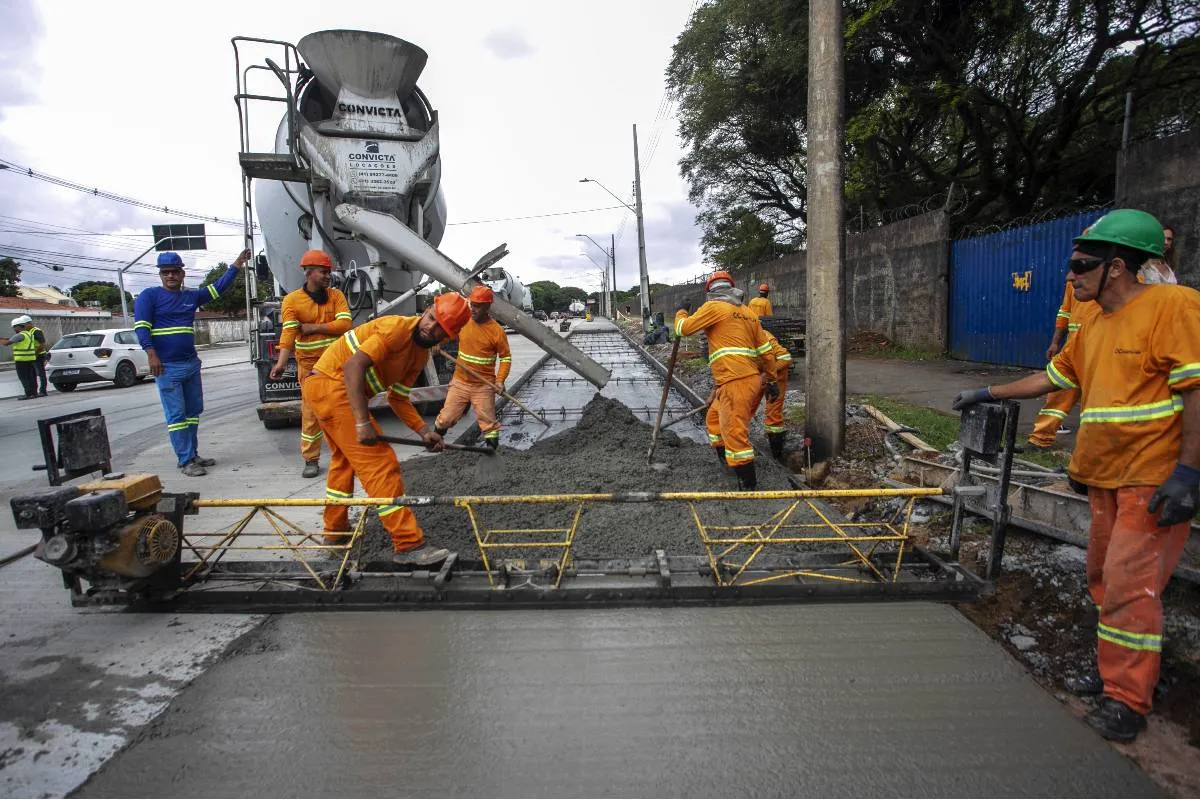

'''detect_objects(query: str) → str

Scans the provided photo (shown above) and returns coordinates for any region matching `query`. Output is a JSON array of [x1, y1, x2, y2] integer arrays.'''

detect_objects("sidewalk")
[[0, 341, 250, 400]]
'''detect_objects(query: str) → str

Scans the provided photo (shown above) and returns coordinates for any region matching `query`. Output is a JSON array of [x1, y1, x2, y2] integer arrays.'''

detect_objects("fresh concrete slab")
[[76, 604, 1162, 798]]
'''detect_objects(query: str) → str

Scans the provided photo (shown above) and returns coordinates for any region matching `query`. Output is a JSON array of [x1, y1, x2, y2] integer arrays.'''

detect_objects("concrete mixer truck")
[[233, 30, 608, 427]]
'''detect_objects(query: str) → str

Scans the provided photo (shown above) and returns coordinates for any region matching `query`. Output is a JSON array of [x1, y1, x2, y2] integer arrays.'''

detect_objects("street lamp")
[[575, 233, 615, 319], [580, 154, 650, 329]]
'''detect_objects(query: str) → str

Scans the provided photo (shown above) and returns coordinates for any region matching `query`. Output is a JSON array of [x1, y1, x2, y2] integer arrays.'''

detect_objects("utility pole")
[[805, 0, 846, 461], [632, 124, 651, 331], [610, 233, 617, 321]]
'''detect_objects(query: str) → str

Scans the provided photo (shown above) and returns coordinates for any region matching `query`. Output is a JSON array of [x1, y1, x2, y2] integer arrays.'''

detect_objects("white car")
[[47, 329, 150, 392]]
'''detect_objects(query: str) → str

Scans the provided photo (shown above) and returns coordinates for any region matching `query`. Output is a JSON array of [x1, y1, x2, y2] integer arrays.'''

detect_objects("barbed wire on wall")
[[955, 201, 1112, 239]]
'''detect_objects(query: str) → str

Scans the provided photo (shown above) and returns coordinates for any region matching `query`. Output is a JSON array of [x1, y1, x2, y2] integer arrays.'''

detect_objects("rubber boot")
[[713, 446, 728, 468], [767, 432, 786, 461], [733, 462, 757, 491]]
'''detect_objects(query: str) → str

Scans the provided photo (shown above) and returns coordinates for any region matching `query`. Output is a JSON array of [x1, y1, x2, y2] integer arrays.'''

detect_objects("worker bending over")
[[748, 282, 773, 317], [434, 286, 512, 449], [269, 250, 353, 478], [304, 293, 471, 565], [135, 249, 250, 476], [675, 271, 778, 490], [953, 210, 1200, 743]]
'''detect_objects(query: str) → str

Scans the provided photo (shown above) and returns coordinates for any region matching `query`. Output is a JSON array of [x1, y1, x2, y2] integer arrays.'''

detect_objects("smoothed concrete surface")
[[76, 604, 1161, 798]]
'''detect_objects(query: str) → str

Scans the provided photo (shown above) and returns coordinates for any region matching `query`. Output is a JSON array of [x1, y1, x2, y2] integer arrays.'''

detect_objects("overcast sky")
[[0, 0, 706, 300]]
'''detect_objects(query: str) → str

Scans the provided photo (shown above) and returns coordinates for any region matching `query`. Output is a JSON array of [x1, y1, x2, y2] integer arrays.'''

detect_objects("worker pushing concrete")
[[433, 285, 512, 449], [304, 293, 471, 565], [675, 271, 778, 490], [748, 282, 773, 317], [952, 209, 1200, 743], [733, 287, 792, 460], [269, 250, 353, 478], [135, 248, 250, 476]]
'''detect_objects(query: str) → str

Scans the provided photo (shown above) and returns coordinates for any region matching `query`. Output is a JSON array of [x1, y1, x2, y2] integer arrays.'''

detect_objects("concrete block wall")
[[651, 210, 949, 351], [1117, 129, 1200, 287]]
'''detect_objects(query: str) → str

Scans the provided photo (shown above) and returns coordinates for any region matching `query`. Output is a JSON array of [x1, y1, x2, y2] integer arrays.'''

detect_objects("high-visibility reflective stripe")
[[1046, 362, 1077, 389], [390, 382, 412, 397], [1068, 323, 1082, 332], [709, 347, 759, 364], [344, 330, 361, 352], [364, 367, 385, 396], [777, 353, 792, 362], [207, 285, 219, 300], [301, 431, 324, 442], [377, 504, 402, 518], [498, 356, 512, 363], [295, 337, 336, 351], [755, 341, 772, 355], [764, 424, 787, 433], [151, 326, 194, 336], [134, 321, 152, 330], [1098, 622, 1161, 652], [725, 447, 754, 461], [167, 422, 189, 432], [282, 321, 301, 330], [1080, 395, 1182, 424], [1037, 408, 1068, 419], [483, 430, 500, 439], [1169, 363, 1200, 385], [325, 487, 352, 499], [334, 313, 353, 320], [708, 433, 722, 444], [1056, 310, 1071, 319], [674, 317, 687, 337], [458, 352, 495, 366]]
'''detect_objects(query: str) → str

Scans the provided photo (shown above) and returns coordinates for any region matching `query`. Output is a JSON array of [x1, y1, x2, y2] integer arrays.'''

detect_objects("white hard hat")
[[11, 315, 32, 327]]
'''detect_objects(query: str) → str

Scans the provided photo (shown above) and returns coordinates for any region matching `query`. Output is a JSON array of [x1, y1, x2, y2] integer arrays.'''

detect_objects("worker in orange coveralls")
[[952, 209, 1200, 743], [433, 285, 512, 449], [303, 293, 471, 566], [675, 271, 778, 490], [734, 287, 792, 461], [748, 282, 773, 317], [269, 250, 353, 478]]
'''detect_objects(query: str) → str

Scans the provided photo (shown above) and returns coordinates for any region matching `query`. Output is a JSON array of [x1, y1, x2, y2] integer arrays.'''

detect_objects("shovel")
[[379, 434, 503, 482], [647, 336, 682, 464]]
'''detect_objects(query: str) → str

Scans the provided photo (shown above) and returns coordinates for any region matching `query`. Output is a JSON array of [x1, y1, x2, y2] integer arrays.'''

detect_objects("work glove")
[[1148, 463, 1200, 527], [677, 298, 693, 313], [951, 386, 994, 411], [763, 381, 780, 402]]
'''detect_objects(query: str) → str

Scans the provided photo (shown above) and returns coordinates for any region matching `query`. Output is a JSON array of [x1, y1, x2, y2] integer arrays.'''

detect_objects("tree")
[[69, 281, 132, 312], [528, 281, 590, 311], [0, 257, 21, 297], [668, 0, 1200, 253], [199, 263, 248, 315]]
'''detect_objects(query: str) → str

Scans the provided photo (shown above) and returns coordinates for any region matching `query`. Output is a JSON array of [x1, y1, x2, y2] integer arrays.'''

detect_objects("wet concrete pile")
[[355, 395, 801, 563]]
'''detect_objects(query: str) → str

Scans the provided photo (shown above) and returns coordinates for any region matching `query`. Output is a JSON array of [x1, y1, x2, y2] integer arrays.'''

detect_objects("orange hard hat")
[[469, 285, 494, 304], [432, 292, 471, 338], [300, 249, 333, 269], [758, 282, 770, 292], [705, 270, 735, 291]]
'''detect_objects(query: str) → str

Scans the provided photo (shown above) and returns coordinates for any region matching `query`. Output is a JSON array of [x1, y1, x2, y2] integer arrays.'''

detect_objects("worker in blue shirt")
[[135, 249, 250, 476]]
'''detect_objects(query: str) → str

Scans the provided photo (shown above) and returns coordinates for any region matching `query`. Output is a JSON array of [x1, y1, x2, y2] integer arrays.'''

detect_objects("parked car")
[[47, 329, 150, 392], [533, 310, 549, 321]]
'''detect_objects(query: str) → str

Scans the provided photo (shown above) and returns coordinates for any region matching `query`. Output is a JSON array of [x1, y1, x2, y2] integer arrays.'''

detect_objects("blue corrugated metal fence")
[[948, 209, 1109, 367]]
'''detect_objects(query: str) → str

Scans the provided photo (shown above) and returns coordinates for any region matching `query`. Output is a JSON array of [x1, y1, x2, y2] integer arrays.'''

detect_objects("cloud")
[[0, 0, 43, 118], [481, 29, 535, 60]]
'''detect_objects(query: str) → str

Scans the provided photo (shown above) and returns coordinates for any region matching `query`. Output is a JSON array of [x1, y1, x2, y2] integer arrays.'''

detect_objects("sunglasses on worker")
[[1067, 257, 1106, 274]]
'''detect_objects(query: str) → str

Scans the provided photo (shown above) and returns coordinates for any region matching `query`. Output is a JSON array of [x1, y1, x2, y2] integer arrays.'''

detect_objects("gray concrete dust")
[[74, 605, 1163, 798], [355, 395, 802, 563]]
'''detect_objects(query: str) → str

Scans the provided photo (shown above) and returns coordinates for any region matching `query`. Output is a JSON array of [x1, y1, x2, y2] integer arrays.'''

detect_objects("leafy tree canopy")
[[668, 0, 1200, 265], [0, 257, 21, 297], [69, 281, 131, 312]]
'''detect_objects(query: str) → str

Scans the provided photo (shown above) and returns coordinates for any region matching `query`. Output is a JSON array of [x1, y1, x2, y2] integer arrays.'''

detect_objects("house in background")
[[17, 286, 78, 306]]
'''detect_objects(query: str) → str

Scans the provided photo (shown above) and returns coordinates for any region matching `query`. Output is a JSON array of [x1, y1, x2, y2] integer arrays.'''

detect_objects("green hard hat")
[[1073, 209, 1164, 258]]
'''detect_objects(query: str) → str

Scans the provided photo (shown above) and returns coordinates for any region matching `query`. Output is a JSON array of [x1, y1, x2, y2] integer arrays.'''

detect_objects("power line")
[[0, 157, 249, 228], [445, 205, 626, 226]]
